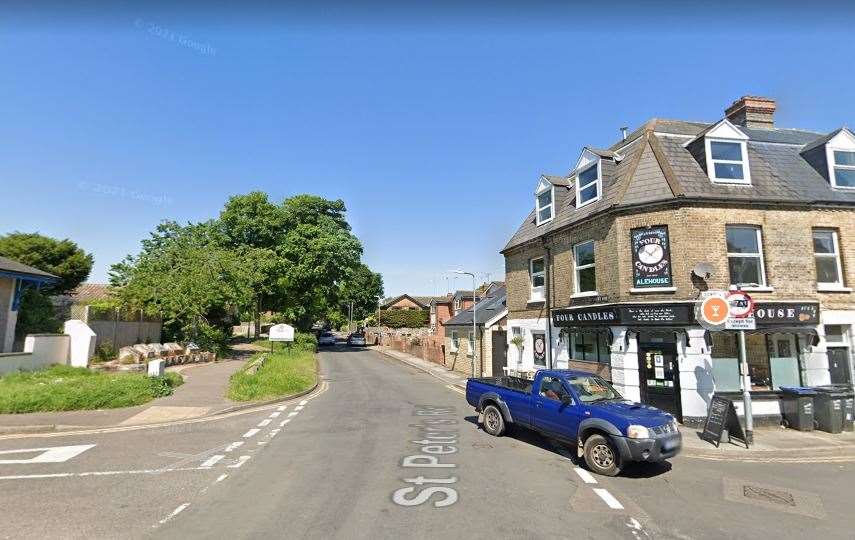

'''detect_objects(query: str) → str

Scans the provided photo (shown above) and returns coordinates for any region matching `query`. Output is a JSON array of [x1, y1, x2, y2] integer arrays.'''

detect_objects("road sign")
[[725, 316, 756, 330], [696, 291, 729, 330], [726, 290, 754, 319], [0, 444, 95, 464], [269, 324, 294, 342]]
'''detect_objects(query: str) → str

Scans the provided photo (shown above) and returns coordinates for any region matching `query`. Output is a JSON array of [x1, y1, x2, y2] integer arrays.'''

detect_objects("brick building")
[[502, 95, 855, 425], [442, 286, 507, 377]]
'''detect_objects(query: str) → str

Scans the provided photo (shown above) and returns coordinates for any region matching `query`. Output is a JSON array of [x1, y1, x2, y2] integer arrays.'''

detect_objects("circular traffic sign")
[[698, 294, 729, 328], [726, 291, 754, 319]]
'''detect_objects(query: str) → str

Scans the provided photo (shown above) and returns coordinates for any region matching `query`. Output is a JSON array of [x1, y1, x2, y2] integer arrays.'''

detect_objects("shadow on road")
[[463, 414, 673, 479]]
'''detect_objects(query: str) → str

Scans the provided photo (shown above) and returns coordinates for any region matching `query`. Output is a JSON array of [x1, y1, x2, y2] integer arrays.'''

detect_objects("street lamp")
[[453, 269, 477, 378]]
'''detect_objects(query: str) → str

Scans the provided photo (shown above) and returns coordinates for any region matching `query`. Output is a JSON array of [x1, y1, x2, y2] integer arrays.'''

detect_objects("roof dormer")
[[573, 148, 602, 208], [801, 128, 855, 190], [685, 119, 751, 185], [534, 175, 555, 225]]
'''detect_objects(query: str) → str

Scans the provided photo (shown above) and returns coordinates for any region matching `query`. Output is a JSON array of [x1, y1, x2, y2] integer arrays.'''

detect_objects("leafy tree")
[[333, 263, 384, 326], [0, 232, 93, 294], [14, 289, 62, 341]]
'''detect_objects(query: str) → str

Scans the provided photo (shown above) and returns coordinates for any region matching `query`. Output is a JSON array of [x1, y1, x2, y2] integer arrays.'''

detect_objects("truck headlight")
[[627, 425, 650, 439], [670, 420, 679, 432]]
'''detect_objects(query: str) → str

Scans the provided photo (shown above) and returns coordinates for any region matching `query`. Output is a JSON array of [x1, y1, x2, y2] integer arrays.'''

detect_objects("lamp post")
[[453, 270, 477, 378]]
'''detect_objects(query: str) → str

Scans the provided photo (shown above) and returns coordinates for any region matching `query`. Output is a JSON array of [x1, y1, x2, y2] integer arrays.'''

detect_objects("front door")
[[828, 347, 853, 384], [639, 342, 682, 421], [533, 375, 581, 438], [491, 330, 507, 376]]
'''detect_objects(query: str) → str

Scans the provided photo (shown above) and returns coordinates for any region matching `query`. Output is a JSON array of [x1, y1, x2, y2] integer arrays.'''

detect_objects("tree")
[[333, 263, 384, 327], [0, 232, 93, 294]]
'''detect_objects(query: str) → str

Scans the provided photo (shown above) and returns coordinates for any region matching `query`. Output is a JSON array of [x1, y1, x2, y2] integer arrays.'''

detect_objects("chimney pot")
[[620, 126, 628, 140], [725, 95, 777, 129]]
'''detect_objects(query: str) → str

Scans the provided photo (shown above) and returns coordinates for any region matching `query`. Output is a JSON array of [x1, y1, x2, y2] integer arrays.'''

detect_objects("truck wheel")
[[583, 434, 621, 476], [482, 405, 505, 436]]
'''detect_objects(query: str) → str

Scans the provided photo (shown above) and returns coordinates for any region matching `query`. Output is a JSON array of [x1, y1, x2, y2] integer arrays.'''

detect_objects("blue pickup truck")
[[466, 370, 681, 476]]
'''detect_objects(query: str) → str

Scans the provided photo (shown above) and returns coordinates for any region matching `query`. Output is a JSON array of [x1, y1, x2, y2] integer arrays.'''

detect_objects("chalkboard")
[[701, 396, 749, 448]]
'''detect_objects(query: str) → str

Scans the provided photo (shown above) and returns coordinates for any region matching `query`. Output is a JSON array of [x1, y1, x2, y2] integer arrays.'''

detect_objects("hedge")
[[379, 309, 429, 328]]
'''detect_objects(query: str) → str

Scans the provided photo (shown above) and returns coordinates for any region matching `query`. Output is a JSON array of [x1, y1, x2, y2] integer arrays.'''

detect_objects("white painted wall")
[[0, 334, 70, 375], [505, 317, 547, 371], [0, 277, 16, 353], [65, 320, 96, 368], [609, 326, 641, 403]]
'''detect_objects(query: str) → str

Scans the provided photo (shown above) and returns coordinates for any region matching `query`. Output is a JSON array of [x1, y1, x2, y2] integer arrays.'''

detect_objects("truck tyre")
[[482, 405, 506, 436], [583, 434, 621, 476]]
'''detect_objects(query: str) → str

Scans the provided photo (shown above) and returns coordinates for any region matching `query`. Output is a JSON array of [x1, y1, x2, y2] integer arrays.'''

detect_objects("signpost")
[[269, 323, 295, 353]]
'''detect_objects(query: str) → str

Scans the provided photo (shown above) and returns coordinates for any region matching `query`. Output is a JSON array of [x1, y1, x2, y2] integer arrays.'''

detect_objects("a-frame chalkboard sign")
[[701, 396, 749, 448]]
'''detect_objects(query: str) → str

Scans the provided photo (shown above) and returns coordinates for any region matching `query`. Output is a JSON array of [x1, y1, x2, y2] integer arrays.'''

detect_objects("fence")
[[73, 305, 162, 350], [365, 328, 446, 365]]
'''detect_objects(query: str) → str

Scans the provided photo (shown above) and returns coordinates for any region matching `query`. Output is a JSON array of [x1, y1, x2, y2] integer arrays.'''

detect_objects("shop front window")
[[710, 332, 802, 392], [568, 331, 611, 365]]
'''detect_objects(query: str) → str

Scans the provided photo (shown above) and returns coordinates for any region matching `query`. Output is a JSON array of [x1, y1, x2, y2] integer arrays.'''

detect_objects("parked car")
[[347, 333, 366, 346], [318, 332, 337, 346], [466, 369, 681, 476]]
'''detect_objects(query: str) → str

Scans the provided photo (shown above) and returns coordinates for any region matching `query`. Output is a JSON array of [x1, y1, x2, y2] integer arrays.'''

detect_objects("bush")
[[92, 340, 117, 363], [293, 331, 317, 351], [379, 309, 429, 329]]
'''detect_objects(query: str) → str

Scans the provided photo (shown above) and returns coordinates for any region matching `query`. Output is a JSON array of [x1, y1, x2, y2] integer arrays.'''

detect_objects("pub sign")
[[631, 226, 673, 288]]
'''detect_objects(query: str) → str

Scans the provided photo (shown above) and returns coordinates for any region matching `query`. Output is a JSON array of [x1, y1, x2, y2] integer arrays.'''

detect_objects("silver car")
[[318, 332, 337, 346]]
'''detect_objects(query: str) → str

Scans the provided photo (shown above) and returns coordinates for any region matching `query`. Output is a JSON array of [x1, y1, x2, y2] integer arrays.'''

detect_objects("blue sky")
[[1, 2, 854, 296]]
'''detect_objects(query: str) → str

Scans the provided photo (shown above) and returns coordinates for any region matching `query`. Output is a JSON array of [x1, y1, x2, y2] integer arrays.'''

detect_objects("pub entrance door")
[[638, 339, 682, 421]]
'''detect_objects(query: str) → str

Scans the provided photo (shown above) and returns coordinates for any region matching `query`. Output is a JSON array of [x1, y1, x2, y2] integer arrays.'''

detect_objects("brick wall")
[[505, 204, 855, 315]]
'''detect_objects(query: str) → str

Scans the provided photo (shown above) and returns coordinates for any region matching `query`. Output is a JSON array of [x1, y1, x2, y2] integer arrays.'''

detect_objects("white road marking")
[[445, 385, 465, 395], [269, 429, 280, 435], [269, 411, 281, 418], [242, 428, 260, 438], [257, 441, 267, 445], [277, 405, 287, 412], [199, 455, 224, 468], [228, 455, 250, 469], [279, 419, 291, 427], [0, 467, 202, 481], [257, 419, 272, 427], [224, 441, 244, 452], [573, 467, 598, 484], [158, 503, 190, 525], [299, 400, 307, 406], [287, 412, 299, 417], [294, 405, 304, 411], [593, 488, 624, 510], [215, 473, 228, 483], [0, 444, 96, 464]]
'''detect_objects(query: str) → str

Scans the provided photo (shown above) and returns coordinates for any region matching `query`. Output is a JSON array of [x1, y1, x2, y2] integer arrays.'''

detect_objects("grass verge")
[[0, 365, 184, 414], [228, 347, 317, 402]]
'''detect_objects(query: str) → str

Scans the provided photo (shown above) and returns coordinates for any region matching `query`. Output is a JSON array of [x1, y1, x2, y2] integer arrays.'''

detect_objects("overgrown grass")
[[228, 348, 317, 402], [0, 365, 184, 414]]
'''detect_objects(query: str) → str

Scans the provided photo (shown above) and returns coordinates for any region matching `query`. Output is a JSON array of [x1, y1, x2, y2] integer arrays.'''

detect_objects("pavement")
[[0, 345, 260, 434], [371, 345, 855, 462], [0, 345, 853, 539]]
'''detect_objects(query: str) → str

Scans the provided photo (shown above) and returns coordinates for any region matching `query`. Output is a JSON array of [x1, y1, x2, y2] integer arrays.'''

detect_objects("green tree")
[[333, 263, 384, 327], [0, 232, 93, 294]]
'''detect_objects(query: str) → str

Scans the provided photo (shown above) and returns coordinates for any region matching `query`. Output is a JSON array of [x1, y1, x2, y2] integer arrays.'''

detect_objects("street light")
[[452, 269, 477, 378]]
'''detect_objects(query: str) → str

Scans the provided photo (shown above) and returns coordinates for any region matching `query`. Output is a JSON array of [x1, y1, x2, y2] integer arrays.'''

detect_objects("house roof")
[[69, 283, 112, 303], [380, 294, 430, 309], [503, 117, 855, 253], [0, 256, 58, 282], [444, 286, 507, 327]]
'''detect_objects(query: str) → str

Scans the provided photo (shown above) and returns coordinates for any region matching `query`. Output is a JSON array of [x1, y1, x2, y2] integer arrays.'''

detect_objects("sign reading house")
[[753, 302, 819, 326], [631, 226, 673, 288]]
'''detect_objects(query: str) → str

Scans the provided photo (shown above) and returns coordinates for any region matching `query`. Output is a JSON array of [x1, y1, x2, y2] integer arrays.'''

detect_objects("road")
[[0, 346, 853, 539]]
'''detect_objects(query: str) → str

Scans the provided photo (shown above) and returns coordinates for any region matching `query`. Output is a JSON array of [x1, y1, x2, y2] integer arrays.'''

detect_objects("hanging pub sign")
[[532, 333, 547, 364], [631, 226, 673, 288], [753, 302, 819, 326]]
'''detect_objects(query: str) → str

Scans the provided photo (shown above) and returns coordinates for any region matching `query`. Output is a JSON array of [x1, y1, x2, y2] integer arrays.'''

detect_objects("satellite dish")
[[693, 262, 714, 279]]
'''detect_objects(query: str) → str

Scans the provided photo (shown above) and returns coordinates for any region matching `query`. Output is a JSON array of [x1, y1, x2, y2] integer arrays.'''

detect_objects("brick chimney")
[[725, 96, 777, 129]]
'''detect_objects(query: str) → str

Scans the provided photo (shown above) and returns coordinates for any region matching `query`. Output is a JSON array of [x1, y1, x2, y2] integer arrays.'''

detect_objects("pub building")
[[501, 95, 855, 426]]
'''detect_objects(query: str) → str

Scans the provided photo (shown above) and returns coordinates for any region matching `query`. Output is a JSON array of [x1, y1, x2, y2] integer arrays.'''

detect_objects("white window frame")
[[573, 240, 597, 296], [575, 162, 601, 209], [828, 147, 855, 190], [535, 184, 555, 225], [468, 331, 475, 357], [726, 226, 767, 289], [813, 229, 847, 290], [529, 257, 545, 302], [705, 137, 751, 185], [450, 331, 459, 352]]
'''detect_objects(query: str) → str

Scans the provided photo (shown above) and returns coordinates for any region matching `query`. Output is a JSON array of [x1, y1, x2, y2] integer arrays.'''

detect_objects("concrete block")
[[147, 359, 165, 377]]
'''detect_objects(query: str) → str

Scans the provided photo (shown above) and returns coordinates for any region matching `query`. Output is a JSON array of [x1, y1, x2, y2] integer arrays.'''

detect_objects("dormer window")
[[577, 163, 600, 207], [688, 119, 752, 185], [831, 150, 855, 188], [535, 185, 554, 225]]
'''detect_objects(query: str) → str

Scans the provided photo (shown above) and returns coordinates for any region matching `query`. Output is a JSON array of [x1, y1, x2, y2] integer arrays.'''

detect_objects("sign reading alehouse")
[[631, 226, 673, 288]]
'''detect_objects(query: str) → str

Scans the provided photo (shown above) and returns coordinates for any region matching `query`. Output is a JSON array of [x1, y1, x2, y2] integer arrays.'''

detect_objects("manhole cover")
[[472, 442, 493, 449], [743, 485, 796, 507]]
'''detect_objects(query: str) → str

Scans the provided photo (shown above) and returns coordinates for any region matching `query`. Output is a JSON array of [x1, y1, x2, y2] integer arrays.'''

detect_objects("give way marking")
[[0, 444, 96, 464]]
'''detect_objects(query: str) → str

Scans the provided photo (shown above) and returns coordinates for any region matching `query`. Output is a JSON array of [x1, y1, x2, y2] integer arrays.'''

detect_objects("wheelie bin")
[[812, 386, 846, 433], [779, 387, 816, 431]]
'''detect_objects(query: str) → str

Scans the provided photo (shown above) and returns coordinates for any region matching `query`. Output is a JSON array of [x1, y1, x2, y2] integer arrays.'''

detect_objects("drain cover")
[[743, 485, 796, 507], [472, 442, 493, 449]]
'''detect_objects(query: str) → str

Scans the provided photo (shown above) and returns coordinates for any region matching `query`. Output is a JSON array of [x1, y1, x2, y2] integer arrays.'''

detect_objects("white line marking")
[[294, 405, 304, 411], [224, 441, 244, 452], [199, 455, 224, 468], [279, 419, 291, 427], [287, 412, 299, 417], [269, 411, 281, 418], [445, 385, 465, 395], [299, 400, 307, 406], [158, 503, 190, 525], [215, 473, 228, 483], [277, 405, 287, 411], [0, 444, 96, 464], [242, 428, 260, 438], [228, 455, 250, 469], [574, 467, 598, 484], [0, 467, 202, 481], [257, 441, 266, 445], [257, 419, 272, 427], [593, 488, 624, 510]]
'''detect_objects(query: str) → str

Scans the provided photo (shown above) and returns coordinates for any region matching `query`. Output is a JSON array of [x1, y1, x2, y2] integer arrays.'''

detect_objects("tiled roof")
[[70, 283, 112, 303], [0, 256, 58, 280], [444, 286, 507, 327], [503, 118, 855, 252]]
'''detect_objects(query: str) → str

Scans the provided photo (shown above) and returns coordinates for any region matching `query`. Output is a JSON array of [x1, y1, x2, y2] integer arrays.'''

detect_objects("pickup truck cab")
[[466, 369, 681, 476]]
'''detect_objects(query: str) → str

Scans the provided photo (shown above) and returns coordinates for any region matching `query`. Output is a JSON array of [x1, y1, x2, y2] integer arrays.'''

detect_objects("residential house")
[[443, 286, 507, 377], [502, 95, 855, 426], [380, 294, 433, 311], [53, 282, 111, 321], [0, 256, 58, 352]]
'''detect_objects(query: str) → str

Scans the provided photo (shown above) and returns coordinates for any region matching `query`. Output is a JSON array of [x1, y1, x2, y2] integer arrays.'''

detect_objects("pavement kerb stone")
[[370, 346, 467, 389], [0, 356, 322, 437]]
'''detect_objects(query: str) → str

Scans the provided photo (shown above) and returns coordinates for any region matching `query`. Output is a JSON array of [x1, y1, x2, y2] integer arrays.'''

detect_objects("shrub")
[[379, 309, 429, 329], [293, 331, 317, 351], [92, 340, 117, 363]]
